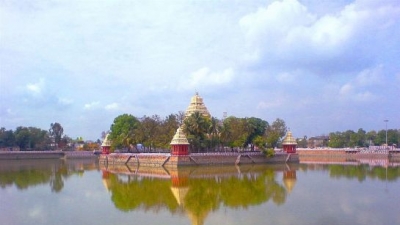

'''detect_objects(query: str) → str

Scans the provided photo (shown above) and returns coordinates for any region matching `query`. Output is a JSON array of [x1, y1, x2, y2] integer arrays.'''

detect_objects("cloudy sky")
[[1, 0, 399, 141]]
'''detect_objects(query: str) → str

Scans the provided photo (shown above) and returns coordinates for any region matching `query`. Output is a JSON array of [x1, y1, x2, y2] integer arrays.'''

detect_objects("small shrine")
[[185, 92, 211, 118], [282, 130, 297, 153], [101, 134, 111, 154], [170, 127, 190, 155]]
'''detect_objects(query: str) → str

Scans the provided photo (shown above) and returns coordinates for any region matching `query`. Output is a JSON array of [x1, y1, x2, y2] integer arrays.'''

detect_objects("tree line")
[[327, 128, 399, 148], [3, 115, 397, 151], [0, 123, 70, 151], [295, 128, 400, 148], [108, 112, 287, 153]]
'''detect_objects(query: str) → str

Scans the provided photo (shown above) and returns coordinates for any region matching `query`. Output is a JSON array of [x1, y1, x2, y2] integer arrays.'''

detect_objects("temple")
[[282, 130, 297, 153], [101, 134, 111, 154], [185, 92, 211, 118], [99, 92, 299, 166], [170, 127, 190, 156]]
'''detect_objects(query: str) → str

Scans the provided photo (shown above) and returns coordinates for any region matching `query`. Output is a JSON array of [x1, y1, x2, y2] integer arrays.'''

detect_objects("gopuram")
[[99, 92, 299, 167]]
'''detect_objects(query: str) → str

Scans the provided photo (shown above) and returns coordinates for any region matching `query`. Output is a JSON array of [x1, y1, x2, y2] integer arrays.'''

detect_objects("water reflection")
[[299, 163, 400, 182], [101, 164, 297, 224], [0, 159, 98, 192], [0, 159, 399, 225]]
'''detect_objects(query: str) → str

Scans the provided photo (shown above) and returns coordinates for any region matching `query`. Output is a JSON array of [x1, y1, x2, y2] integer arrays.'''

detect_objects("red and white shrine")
[[170, 127, 190, 155], [101, 134, 111, 154], [282, 130, 297, 153]]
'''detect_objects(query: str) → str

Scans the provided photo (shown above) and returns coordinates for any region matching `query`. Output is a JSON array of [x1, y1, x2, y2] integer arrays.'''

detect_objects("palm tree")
[[183, 112, 209, 152], [207, 117, 221, 151]]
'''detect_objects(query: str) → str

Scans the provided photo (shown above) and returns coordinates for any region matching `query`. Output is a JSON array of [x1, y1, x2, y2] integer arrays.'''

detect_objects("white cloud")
[[1, 0, 399, 140], [340, 83, 353, 95], [181, 67, 234, 90], [58, 97, 74, 106], [339, 65, 384, 102], [84, 101, 100, 110], [105, 103, 119, 110], [26, 78, 45, 96], [354, 65, 384, 86], [240, 0, 315, 46], [339, 65, 385, 101], [257, 97, 285, 109], [239, 0, 400, 74]]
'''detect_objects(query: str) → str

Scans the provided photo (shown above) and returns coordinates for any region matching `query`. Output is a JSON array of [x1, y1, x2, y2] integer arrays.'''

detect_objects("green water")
[[0, 159, 399, 225]]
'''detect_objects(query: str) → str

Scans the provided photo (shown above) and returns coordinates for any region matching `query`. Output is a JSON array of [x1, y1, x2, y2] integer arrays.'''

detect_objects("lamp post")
[[384, 119, 388, 149]]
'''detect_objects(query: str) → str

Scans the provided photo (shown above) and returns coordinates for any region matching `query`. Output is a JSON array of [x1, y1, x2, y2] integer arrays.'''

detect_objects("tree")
[[14, 127, 31, 150], [109, 114, 140, 151], [0, 127, 15, 148], [49, 122, 64, 149], [207, 117, 221, 151], [157, 113, 180, 149], [366, 130, 377, 146], [265, 118, 287, 148], [328, 132, 345, 148], [244, 117, 268, 151], [296, 136, 308, 148], [183, 111, 210, 152], [28, 127, 50, 150], [220, 116, 246, 150], [135, 115, 161, 152], [356, 128, 367, 147]]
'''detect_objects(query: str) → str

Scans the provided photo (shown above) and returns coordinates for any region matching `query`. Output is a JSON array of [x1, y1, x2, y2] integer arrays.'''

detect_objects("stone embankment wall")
[[99, 152, 299, 167], [0, 151, 98, 160], [63, 151, 98, 159], [297, 149, 400, 164], [0, 151, 65, 160]]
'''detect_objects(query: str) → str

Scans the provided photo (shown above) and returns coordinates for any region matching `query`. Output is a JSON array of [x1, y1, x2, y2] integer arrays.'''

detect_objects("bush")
[[262, 148, 275, 158]]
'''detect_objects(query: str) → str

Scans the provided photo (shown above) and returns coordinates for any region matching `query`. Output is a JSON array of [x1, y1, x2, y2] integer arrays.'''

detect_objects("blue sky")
[[1, 0, 399, 141]]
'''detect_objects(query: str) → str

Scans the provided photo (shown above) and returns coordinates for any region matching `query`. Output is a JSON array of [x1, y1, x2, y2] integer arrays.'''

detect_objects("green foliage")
[[328, 129, 400, 148], [109, 114, 139, 151], [183, 112, 211, 152], [265, 118, 287, 148], [0, 128, 15, 148], [262, 148, 275, 157], [49, 122, 64, 148], [106, 167, 287, 213], [13, 126, 50, 150]]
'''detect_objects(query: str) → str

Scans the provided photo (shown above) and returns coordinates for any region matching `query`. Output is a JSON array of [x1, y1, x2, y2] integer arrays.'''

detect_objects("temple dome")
[[170, 127, 190, 145], [185, 92, 211, 118], [101, 134, 112, 147], [282, 131, 297, 145]]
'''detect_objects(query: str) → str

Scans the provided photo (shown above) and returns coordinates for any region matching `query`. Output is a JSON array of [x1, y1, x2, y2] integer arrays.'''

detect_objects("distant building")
[[307, 136, 329, 148]]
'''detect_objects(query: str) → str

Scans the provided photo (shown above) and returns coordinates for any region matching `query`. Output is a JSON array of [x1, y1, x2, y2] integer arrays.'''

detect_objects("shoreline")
[[0, 151, 98, 160], [1, 149, 399, 167]]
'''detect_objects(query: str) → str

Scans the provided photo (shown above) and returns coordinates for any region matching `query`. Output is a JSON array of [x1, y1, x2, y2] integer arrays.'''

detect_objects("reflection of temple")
[[283, 170, 297, 194], [170, 170, 208, 225], [102, 170, 112, 192], [100, 164, 297, 225], [185, 92, 211, 118]]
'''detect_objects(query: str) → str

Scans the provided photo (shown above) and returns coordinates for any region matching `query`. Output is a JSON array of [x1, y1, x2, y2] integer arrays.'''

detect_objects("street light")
[[384, 119, 388, 149]]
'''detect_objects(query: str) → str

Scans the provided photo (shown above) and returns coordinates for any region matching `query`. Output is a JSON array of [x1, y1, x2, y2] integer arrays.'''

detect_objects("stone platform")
[[99, 152, 299, 167]]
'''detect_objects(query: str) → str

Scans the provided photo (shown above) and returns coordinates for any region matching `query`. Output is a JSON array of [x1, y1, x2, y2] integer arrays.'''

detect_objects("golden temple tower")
[[170, 127, 190, 155], [185, 92, 211, 118], [101, 133, 111, 154], [282, 130, 297, 153]]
